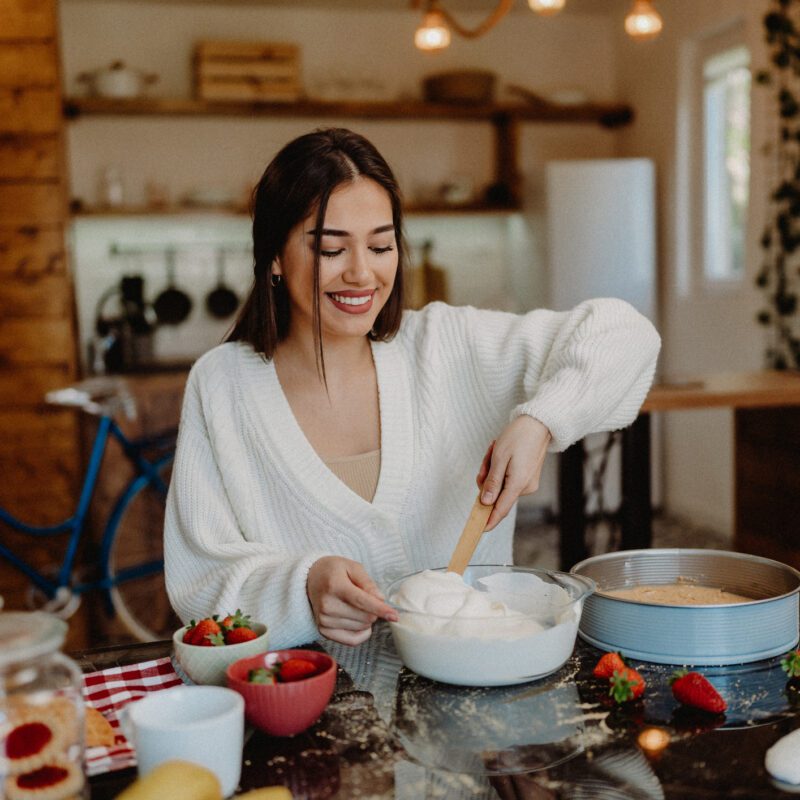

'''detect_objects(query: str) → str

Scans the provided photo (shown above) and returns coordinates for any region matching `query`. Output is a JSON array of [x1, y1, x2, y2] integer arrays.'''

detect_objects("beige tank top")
[[324, 449, 381, 502]]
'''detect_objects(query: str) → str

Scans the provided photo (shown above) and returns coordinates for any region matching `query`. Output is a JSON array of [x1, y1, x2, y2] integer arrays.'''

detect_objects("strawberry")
[[279, 658, 318, 682], [781, 649, 800, 678], [188, 617, 222, 647], [670, 670, 727, 713], [248, 667, 277, 685], [182, 620, 198, 644], [608, 666, 645, 703], [220, 609, 253, 630], [225, 626, 258, 645], [593, 651, 626, 679]]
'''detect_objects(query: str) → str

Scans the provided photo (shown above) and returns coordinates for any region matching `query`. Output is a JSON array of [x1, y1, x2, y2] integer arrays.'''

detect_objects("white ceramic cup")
[[120, 685, 244, 797]]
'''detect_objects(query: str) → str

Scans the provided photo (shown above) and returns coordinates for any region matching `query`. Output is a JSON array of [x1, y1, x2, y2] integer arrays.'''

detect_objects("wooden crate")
[[194, 40, 302, 103]]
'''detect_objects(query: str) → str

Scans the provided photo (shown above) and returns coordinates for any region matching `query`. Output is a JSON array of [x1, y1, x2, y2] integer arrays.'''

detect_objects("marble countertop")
[[74, 629, 800, 799]]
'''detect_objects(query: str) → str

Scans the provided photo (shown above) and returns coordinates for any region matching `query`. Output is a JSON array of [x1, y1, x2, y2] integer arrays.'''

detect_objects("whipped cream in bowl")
[[385, 566, 595, 686]]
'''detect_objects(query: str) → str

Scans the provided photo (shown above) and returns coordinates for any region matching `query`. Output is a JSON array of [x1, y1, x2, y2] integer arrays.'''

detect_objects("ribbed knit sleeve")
[[164, 368, 329, 648], [408, 298, 660, 452]]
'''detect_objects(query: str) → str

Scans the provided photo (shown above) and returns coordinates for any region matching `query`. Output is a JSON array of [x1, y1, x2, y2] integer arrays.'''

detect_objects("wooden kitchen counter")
[[642, 370, 800, 412]]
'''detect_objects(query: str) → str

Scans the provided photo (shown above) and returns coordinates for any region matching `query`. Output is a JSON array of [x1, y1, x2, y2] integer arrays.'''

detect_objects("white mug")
[[120, 685, 244, 797]]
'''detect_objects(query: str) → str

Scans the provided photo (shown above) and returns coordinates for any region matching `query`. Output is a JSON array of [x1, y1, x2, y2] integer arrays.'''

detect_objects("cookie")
[[84, 707, 115, 749], [4, 756, 84, 800]]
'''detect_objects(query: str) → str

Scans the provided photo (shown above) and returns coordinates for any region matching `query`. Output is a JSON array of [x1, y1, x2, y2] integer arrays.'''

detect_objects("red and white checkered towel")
[[82, 656, 184, 777]]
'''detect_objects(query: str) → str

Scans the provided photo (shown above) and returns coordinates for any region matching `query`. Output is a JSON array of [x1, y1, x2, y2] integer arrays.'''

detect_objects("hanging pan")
[[153, 248, 192, 325], [205, 248, 239, 319]]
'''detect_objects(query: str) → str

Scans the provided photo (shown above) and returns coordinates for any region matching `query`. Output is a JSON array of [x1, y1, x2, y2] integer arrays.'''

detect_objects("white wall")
[[612, 0, 768, 534]]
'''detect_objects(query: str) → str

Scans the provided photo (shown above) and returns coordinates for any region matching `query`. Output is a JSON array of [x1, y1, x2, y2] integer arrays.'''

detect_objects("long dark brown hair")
[[227, 128, 406, 372]]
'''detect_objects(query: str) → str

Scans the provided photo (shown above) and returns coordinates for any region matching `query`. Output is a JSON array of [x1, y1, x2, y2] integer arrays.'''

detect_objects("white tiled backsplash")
[[71, 213, 536, 374]]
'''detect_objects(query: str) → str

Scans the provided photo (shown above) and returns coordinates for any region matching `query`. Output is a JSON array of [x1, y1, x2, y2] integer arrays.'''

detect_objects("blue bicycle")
[[0, 377, 179, 641]]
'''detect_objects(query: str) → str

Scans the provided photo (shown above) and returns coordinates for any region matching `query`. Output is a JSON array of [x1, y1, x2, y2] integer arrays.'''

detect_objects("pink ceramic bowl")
[[226, 649, 336, 736]]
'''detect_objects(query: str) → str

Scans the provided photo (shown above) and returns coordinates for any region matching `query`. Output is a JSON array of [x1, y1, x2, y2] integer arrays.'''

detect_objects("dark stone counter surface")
[[74, 631, 800, 799]]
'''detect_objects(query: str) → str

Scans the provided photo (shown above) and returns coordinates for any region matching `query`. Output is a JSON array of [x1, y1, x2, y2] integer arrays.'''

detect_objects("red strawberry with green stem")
[[188, 617, 223, 646], [781, 649, 800, 679], [279, 658, 318, 682], [593, 651, 627, 679], [224, 626, 258, 645], [670, 670, 727, 713], [609, 667, 645, 703], [220, 609, 252, 630]]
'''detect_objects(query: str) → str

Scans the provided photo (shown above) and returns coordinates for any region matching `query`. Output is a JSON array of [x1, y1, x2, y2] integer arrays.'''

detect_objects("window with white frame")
[[702, 41, 751, 282]]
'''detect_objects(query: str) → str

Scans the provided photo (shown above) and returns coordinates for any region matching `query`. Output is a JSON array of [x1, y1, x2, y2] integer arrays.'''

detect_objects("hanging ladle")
[[205, 248, 239, 319], [153, 248, 192, 325]]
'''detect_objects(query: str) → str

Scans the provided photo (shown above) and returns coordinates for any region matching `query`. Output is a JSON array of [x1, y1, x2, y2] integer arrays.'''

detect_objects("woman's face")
[[276, 176, 398, 344]]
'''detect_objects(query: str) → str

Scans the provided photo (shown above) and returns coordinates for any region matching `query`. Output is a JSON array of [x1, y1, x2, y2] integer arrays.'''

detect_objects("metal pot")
[[77, 60, 158, 99], [153, 250, 192, 326]]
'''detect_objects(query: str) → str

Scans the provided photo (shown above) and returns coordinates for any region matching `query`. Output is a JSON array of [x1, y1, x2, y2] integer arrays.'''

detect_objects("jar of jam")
[[0, 611, 86, 800]]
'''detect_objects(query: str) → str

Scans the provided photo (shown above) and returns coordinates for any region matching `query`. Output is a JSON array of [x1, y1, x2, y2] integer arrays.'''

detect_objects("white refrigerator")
[[545, 157, 659, 525]]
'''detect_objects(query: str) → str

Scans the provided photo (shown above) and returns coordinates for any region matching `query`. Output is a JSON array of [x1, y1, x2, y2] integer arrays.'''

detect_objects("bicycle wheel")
[[106, 458, 181, 642]]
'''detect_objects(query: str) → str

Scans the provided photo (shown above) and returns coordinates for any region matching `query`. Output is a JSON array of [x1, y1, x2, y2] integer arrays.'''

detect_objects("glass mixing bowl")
[[385, 565, 595, 686]]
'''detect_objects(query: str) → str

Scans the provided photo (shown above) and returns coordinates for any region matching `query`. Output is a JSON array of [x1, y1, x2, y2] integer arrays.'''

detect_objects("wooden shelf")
[[63, 96, 633, 128], [69, 200, 523, 218]]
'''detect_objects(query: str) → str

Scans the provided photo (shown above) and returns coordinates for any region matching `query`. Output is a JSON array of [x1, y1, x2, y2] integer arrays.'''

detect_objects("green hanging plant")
[[756, 0, 800, 369]]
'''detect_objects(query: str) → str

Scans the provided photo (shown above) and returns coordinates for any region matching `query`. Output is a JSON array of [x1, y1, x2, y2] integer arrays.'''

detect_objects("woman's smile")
[[326, 289, 376, 314]]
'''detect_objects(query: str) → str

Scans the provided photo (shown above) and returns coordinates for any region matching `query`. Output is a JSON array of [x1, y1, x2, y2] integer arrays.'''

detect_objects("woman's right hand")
[[306, 556, 398, 646]]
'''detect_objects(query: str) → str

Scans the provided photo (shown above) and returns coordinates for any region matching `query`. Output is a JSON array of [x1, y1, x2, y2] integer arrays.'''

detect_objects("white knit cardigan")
[[164, 299, 660, 648]]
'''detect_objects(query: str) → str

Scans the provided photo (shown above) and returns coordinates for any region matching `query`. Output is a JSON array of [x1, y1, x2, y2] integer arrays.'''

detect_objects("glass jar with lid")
[[0, 611, 87, 800]]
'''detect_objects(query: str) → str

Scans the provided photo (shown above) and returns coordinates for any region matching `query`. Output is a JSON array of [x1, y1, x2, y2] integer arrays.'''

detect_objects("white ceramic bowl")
[[172, 622, 269, 685], [385, 565, 595, 687]]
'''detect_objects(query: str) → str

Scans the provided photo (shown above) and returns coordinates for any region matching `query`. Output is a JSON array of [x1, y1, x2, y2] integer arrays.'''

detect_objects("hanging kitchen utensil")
[[205, 248, 239, 319], [153, 249, 192, 325]]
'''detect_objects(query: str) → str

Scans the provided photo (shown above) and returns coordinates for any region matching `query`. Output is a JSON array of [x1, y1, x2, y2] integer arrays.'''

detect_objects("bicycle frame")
[[0, 413, 173, 606]]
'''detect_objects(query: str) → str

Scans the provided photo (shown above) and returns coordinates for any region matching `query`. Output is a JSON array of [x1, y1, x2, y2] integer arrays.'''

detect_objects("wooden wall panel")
[[0, 135, 61, 179], [0, 226, 66, 275], [0, 88, 61, 133], [0, 318, 76, 367], [0, 43, 58, 86], [0, 364, 73, 406], [0, 272, 74, 318], [0, 183, 65, 225], [0, 0, 89, 650], [0, 0, 56, 39]]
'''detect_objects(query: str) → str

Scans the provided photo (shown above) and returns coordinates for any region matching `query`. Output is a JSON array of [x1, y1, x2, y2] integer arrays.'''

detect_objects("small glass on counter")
[[0, 611, 87, 799]]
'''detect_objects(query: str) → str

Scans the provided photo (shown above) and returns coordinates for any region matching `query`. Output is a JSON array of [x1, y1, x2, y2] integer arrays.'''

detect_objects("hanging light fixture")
[[528, 0, 566, 15], [415, 7, 452, 50], [412, 0, 664, 51], [623, 0, 663, 41]]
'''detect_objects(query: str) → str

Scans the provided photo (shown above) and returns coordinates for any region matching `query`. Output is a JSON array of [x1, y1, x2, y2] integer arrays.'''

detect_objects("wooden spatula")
[[447, 492, 495, 574]]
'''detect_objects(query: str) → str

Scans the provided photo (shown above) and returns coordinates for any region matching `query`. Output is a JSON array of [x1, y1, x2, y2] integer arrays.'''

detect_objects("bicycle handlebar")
[[45, 376, 137, 420]]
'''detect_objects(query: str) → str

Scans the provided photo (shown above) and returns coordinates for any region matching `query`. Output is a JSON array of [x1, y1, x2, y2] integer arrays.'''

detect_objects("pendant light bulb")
[[528, 0, 566, 15], [415, 9, 452, 51], [624, 0, 663, 41]]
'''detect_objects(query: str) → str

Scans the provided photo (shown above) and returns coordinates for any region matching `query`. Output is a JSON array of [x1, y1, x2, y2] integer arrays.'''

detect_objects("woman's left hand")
[[476, 415, 552, 530]]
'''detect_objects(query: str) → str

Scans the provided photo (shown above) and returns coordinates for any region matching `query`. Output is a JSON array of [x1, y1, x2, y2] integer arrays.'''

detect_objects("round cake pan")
[[570, 549, 800, 665]]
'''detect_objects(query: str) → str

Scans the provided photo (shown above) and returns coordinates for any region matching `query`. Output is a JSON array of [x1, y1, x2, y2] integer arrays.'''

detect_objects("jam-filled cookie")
[[1, 715, 67, 776], [4, 757, 84, 800]]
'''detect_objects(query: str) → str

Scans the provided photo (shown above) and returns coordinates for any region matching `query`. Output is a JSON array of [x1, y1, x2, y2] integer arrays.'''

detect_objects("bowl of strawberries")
[[172, 610, 269, 686], [226, 649, 337, 736]]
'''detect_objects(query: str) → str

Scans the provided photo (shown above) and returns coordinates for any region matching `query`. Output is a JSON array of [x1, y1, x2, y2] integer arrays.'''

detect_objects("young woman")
[[164, 128, 660, 650]]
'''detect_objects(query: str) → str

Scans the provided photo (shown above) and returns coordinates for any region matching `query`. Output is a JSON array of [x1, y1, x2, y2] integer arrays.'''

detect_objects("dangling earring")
[[270, 273, 282, 288]]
